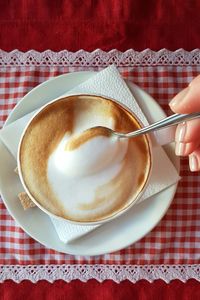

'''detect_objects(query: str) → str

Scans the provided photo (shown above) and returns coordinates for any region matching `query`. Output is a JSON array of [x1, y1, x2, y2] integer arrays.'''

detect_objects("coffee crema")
[[19, 95, 151, 223]]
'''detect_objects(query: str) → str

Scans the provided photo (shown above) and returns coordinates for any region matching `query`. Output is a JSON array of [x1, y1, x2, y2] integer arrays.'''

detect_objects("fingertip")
[[189, 148, 200, 172], [175, 122, 186, 143], [169, 75, 200, 113], [169, 88, 189, 113], [175, 141, 200, 156], [175, 119, 200, 144], [189, 154, 200, 172], [189, 74, 200, 87]]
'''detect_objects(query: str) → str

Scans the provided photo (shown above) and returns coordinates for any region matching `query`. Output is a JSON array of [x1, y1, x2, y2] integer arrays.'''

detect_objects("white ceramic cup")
[[17, 94, 153, 226]]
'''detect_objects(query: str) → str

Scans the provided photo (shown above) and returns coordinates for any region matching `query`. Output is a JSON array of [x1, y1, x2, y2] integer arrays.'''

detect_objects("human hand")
[[169, 75, 200, 171]]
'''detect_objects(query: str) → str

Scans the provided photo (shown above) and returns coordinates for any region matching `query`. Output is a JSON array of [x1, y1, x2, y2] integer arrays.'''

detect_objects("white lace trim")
[[0, 265, 200, 283], [0, 49, 200, 66]]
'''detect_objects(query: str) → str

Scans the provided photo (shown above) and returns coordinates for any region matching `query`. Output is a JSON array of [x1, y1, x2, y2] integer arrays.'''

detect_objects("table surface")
[[1, 0, 200, 299]]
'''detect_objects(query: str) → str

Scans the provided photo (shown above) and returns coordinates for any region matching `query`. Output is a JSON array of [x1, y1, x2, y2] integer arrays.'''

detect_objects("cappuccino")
[[19, 95, 151, 223]]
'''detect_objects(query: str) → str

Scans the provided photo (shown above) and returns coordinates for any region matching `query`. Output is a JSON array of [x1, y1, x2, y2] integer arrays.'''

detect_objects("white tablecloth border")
[[0, 264, 200, 283], [0, 48, 200, 67]]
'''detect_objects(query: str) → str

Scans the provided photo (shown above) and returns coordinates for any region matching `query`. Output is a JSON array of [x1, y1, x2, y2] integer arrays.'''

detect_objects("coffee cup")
[[17, 94, 152, 225]]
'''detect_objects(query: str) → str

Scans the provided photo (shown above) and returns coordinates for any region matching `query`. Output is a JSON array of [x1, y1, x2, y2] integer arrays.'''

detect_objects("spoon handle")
[[123, 112, 200, 138]]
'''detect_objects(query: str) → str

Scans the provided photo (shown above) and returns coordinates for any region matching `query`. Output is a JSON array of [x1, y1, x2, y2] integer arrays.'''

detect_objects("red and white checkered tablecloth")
[[0, 50, 200, 283]]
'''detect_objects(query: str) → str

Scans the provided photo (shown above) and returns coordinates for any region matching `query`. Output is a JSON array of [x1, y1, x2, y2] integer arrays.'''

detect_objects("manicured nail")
[[169, 87, 190, 108], [189, 154, 199, 171], [175, 142, 186, 156], [176, 122, 186, 142]]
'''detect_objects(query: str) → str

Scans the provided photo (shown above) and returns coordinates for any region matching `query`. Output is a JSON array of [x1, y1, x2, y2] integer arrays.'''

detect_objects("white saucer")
[[0, 72, 180, 256]]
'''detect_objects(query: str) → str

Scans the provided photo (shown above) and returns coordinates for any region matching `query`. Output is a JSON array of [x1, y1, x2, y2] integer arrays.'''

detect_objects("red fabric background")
[[1, 0, 200, 298], [0, 279, 199, 300], [0, 0, 200, 51]]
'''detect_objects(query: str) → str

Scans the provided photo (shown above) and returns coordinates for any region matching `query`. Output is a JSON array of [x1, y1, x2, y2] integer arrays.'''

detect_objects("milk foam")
[[52, 134, 128, 177], [47, 133, 128, 219]]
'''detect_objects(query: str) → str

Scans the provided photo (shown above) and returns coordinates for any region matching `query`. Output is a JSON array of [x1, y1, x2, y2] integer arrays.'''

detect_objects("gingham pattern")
[[0, 64, 200, 265]]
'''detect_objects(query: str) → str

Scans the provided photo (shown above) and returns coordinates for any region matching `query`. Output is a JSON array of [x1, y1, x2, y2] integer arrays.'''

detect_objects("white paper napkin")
[[0, 66, 180, 243]]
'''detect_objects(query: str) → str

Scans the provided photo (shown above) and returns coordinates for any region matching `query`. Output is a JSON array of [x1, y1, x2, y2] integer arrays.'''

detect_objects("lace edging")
[[0, 49, 200, 66], [1, 265, 200, 283]]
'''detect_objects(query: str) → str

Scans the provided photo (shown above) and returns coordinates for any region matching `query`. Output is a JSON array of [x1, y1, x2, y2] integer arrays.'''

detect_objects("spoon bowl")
[[66, 112, 200, 150]]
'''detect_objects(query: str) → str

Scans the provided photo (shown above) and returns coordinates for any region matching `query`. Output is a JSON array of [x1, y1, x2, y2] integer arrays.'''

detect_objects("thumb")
[[169, 75, 200, 113]]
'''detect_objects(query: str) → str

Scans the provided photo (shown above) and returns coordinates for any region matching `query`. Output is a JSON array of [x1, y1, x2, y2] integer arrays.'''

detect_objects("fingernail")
[[169, 87, 190, 108], [175, 142, 186, 156], [176, 122, 187, 142], [189, 154, 199, 171]]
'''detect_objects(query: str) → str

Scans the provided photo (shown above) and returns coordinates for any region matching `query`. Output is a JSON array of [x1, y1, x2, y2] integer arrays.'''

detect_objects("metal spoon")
[[66, 112, 200, 151], [88, 112, 200, 139]]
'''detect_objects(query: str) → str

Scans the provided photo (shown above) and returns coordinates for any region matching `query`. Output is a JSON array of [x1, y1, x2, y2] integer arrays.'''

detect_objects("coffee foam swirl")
[[19, 95, 151, 222], [65, 127, 112, 151], [54, 134, 128, 177]]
